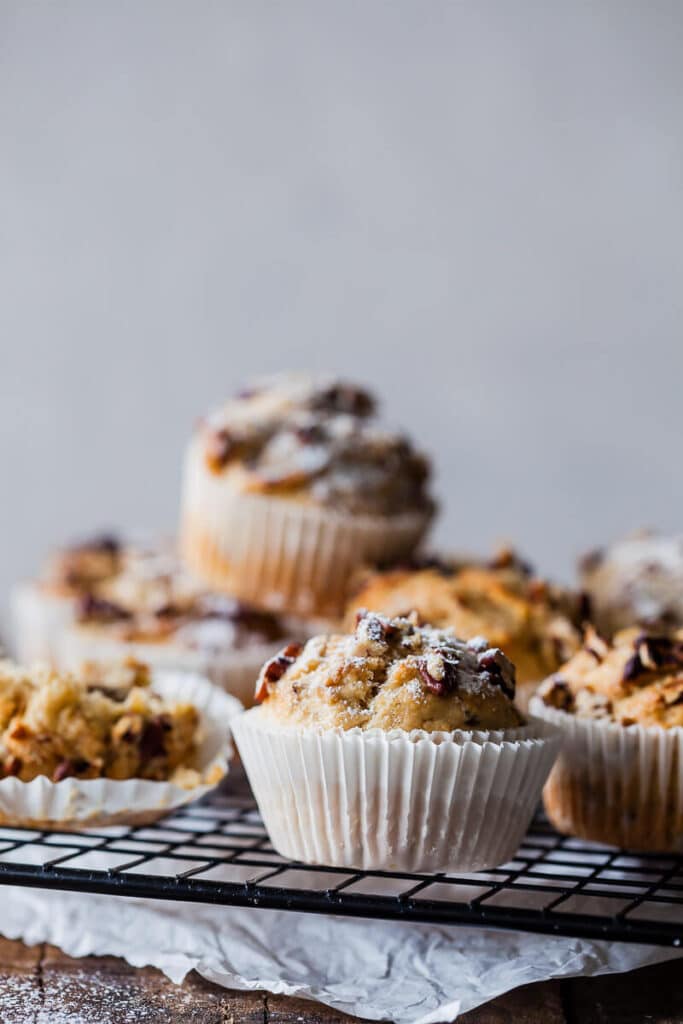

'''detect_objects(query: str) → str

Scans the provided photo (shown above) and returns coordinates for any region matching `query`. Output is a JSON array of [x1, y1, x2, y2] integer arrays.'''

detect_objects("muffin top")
[[345, 548, 581, 685], [537, 626, 683, 727], [76, 546, 288, 652], [580, 532, 683, 635], [254, 610, 524, 732], [194, 373, 433, 516]]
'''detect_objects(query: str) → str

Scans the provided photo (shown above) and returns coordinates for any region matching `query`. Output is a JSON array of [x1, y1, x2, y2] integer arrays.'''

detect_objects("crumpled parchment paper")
[[3, 886, 680, 1022]]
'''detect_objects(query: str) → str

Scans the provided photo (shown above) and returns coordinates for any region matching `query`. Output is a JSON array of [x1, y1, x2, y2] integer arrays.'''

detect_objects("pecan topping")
[[355, 611, 399, 644], [418, 658, 450, 696], [622, 634, 683, 682], [477, 648, 516, 700], [52, 758, 89, 782], [584, 625, 610, 663], [542, 676, 574, 712], [205, 428, 238, 471], [310, 384, 375, 417], [78, 594, 132, 624], [255, 642, 304, 702], [139, 716, 171, 761], [488, 547, 533, 577], [3, 756, 22, 777]]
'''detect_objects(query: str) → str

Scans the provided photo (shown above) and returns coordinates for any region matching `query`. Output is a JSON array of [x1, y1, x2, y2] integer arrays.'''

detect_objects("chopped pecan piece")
[[139, 716, 171, 761], [255, 643, 304, 702], [78, 594, 132, 624], [542, 676, 574, 712]]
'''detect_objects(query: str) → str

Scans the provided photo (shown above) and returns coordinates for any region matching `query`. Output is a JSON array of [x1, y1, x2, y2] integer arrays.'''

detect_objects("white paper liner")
[[9, 582, 78, 665], [0, 671, 242, 829], [180, 436, 431, 616], [530, 696, 683, 850], [232, 709, 562, 872], [57, 625, 279, 708]]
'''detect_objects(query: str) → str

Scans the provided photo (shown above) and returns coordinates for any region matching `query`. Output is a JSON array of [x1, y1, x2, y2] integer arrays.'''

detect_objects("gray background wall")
[[2, 0, 682, 614]]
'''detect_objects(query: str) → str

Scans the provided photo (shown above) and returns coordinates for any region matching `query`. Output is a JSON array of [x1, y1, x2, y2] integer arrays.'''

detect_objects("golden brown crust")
[[538, 626, 683, 727], [0, 659, 201, 783], [345, 559, 581, 686], [255, 612, 524, 732]]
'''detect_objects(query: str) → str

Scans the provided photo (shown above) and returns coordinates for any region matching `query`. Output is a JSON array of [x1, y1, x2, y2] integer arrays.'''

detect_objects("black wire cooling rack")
[[0, 776, 682, 947]]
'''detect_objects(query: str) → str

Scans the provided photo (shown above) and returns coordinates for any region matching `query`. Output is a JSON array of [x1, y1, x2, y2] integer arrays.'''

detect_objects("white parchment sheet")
[[2, 885, 680, 1022]]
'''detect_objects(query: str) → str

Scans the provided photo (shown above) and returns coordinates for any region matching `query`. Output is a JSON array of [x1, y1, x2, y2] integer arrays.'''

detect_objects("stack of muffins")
[[8, 372, 683, 866]]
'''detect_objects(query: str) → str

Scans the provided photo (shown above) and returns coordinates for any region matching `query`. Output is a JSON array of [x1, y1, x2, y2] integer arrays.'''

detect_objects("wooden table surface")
[[0, 937, 681, 1023]]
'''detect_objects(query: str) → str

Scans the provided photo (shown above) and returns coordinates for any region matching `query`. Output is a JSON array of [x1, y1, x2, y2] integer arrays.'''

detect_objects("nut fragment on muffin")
[[580, 531, 683, 635], [232, 612, 560, 872], [0, 658, 205, 786], [180, 373, 435, 616], [345, 547, 582, 711], [532, 626, 683, 850]]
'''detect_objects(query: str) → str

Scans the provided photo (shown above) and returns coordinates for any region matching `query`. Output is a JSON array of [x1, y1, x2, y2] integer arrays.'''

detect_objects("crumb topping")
[[0, 659, 202, 783], [345, 549, 582, 685], [254, 611, 523, 732], [197, 373, 433, 516], [580, 531, 683, 635], [59, 543, 288, 651], [538, 625, 683, 727]]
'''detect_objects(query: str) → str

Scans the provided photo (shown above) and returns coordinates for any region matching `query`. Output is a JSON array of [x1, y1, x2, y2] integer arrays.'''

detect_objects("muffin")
[[180, 374, 434, 617], [531, 626, 683, 850], [0, 658, 200, 784], [59, 548, 302, 707], [346, 548, 582, 712], [0, 657, 240, 828], [232, 611, 561, 872], [14, 536, 297, 705], [11, 533, 124, 663], [580, 531, 683, 635]]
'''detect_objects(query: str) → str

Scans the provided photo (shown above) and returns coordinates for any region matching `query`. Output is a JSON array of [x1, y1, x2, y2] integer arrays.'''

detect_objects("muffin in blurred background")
[[180, 373, 434, 618]]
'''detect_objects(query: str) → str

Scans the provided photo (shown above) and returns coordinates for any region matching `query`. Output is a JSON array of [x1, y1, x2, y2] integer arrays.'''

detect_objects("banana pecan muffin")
[[15, 537, 295, 705], [0, 658, 202, 785], [180, 373, 435, 616], [346, 548, 582, 711], [580, 532, 683, 636], [232, 612, 560, 872], [532, 626, 683, 850], [60, 549, 296, 706]]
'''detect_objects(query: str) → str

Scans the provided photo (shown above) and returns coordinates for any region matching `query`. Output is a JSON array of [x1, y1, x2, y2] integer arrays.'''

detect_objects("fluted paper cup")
[[0, 671, 242, 829], [232, 709, 561, 872], [10, 582, 79, 665], [530, 697, 683, 851], [180, 438, 431, 617], [57, 625, 281, 708]]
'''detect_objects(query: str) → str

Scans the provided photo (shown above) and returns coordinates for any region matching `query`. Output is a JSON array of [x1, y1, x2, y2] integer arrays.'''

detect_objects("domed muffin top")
[[194, 373, 433, 517], [254, 610, 524, 732], [345, 548, 581, 685], [537, 626, 683, 727]]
